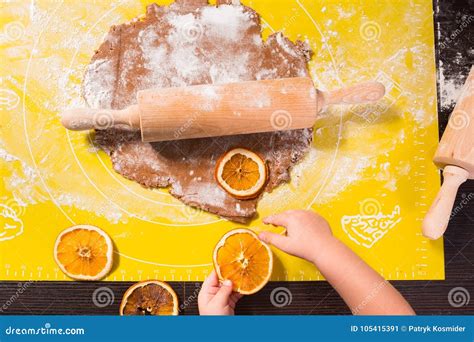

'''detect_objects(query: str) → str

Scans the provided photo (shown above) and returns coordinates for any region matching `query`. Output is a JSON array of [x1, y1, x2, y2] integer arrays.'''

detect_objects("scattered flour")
[[438, 59, 465, 110], [134, 5, 256, 89], [200, 5, 252, 41], [1, 144, 126, 224], [83, 58, 117, 108], [181, 183, 228, 208]]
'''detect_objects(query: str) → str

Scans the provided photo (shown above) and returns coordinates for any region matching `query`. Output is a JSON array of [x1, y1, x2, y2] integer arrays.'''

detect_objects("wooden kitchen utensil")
[[61, 77, 385, 142], [422, 66, 474, 240]]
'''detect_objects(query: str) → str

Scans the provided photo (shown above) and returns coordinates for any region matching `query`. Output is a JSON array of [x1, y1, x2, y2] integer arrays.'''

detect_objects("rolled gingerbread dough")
[[83, 0, 313, 222]]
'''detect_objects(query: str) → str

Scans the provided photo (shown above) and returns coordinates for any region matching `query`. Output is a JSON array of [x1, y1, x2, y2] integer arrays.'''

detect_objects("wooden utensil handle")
[[321, 81, 386, 107], [422, 165, 469, 240], [60, 106, 140, 131]]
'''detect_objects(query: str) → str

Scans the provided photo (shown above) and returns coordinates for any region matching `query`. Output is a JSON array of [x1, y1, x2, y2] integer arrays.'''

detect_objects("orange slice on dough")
[[213, 228, 273, 295], [120, 280, 179, 315], [54, 225, 113, 281], [215, 148, 267, 199]]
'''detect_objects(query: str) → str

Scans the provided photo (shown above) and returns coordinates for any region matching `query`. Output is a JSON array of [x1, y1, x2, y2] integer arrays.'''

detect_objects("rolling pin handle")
[[422, 165, 469, 240], [60, 105, 140, 131]]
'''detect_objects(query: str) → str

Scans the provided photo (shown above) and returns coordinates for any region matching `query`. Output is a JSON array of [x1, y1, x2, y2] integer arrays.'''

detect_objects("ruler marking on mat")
[[410, 127, 432, 279]]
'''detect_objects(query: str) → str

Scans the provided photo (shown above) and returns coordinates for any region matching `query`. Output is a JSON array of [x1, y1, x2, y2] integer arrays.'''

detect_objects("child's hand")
[[261, 210, 415, 315], [259, 210, 334, 264], [198, 270, 243, 315]]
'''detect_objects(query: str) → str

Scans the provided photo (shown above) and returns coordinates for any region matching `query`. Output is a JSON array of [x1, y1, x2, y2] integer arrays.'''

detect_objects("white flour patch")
[[181, 183, 228, 208], [275, 32, 300, 58], [264, 147, 374, 211], [438, 59, 464, 110], [83, 58, 117, 108], [200, 5, 252, 41], [336, 7, 356, 19], [316, 155, 375, 203], [55, 193, 124, 224], [1, 144, 126, 224]]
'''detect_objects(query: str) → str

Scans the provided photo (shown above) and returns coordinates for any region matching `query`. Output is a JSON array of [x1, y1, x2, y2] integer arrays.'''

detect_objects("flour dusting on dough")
[[84, 1, 313, 222]]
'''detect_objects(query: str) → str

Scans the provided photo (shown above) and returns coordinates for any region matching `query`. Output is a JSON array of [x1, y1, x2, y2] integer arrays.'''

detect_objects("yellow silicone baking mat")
[[0, 0, 444, 281]]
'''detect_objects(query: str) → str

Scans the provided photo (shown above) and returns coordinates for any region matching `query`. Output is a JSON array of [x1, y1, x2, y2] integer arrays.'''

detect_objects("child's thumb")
[[213, 280, 234, 306], [259, 231, 289, 251]]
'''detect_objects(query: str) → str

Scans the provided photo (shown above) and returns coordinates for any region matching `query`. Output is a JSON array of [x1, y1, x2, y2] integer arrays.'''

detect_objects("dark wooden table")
[[1, 0, 473, 315]]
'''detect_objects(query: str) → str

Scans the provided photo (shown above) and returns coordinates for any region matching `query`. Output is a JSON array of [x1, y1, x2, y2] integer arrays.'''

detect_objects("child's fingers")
[[259, 231, 290, 251], [212, 280, 234, 306], [229, 292, 243, 305], [226, 292, 242, 310], [231, 292, 243, 301], [263, 211, 294, 227], [202, 269, 219, 290], [228, 296, 241, 309]]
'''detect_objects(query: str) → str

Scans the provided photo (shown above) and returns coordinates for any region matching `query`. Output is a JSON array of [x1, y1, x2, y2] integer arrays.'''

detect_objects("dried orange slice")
[[120, 280, 179, 315], [213, 228, 273, 295], [215, 148, 267, 199], [54, 225, 113, 281]]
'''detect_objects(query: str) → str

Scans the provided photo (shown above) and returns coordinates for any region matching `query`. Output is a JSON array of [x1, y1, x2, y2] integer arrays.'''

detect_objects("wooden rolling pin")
[[61, 77, 385, 142], [422, 66, 474, 240]]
